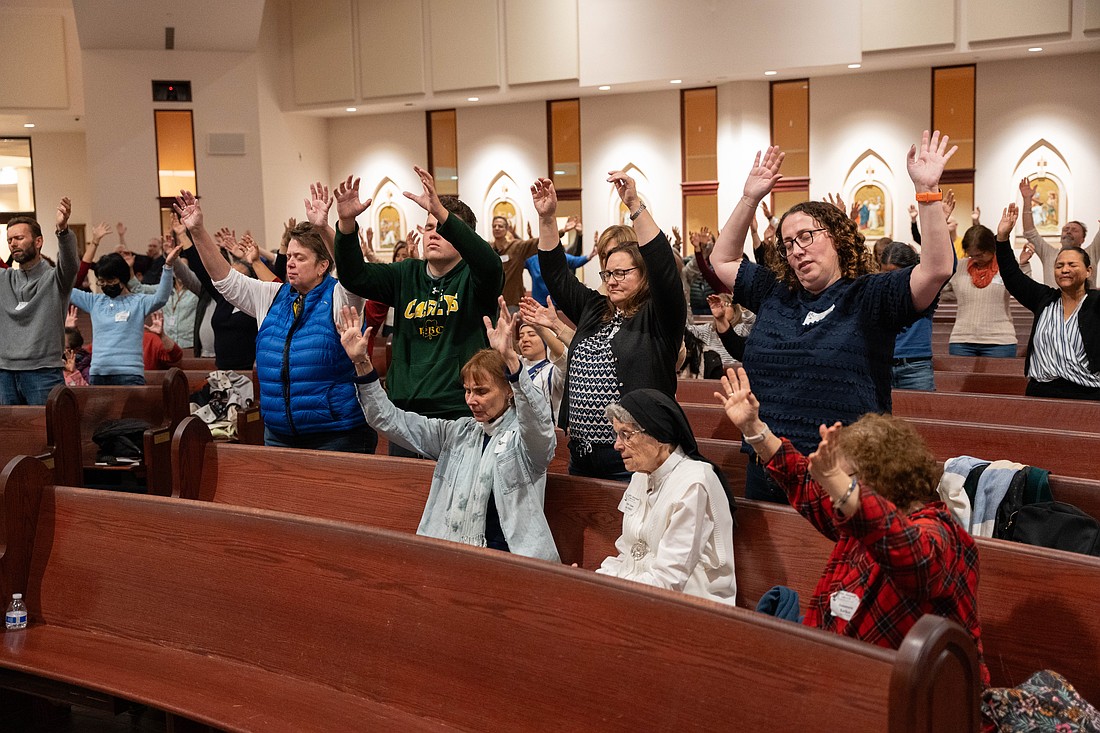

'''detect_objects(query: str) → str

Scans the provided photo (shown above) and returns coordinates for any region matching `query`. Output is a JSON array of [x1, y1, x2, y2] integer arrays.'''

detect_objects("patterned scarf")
[[967, 257, 998, 288]]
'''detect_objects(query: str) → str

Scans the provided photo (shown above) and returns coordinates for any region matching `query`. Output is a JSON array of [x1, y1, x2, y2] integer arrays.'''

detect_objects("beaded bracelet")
[[835, 476, 859, 510]]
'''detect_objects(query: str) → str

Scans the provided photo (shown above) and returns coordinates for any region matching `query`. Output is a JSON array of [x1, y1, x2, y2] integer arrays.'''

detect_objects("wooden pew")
[[933, 371, 1029, 395], [932, 356, 1026, 375], [167, 429, 1100, 701], [0, 455, 980, 733], [173, 356, 218, 371], [0, 396, 79, 487], [891, 390, 1100, 432], [50, 369, 190, 495], [144, 368, 264, 445]]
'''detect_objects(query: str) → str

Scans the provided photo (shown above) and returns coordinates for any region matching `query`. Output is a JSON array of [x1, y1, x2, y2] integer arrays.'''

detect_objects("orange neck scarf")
[[967, 257, 998, 288]]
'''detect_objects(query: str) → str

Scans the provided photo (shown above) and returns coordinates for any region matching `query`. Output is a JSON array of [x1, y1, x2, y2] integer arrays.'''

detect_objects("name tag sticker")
[[620, 492, 641, 514], [500, 254, 510, 263], [15, 302, 28, 311], [114, 310, 131, 323], [830, 590, 860, 621], [165, 315, 176, 329]]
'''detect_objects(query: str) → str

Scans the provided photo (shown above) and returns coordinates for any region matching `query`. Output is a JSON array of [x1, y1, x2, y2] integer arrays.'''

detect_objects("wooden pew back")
[[169, 429, 1099, 701], [0, 455, 978, 733]]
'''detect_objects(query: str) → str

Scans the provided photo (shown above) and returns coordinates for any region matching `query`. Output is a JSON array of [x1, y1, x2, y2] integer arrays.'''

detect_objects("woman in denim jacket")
[[340, 297, 559, 561]]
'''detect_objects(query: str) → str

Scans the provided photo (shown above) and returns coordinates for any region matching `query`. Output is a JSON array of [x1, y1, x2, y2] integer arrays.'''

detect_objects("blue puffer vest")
[[255, 276, 364, 437]]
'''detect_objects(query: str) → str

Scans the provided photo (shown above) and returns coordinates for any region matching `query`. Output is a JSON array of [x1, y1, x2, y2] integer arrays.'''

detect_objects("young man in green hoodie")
[[334, 166, 504, 457]]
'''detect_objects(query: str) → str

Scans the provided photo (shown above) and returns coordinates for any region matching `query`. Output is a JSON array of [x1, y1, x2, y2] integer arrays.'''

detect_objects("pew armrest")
[[237, 405, 264, 446]]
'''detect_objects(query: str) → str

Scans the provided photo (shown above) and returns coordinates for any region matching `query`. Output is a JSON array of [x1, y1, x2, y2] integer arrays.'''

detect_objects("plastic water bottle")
[[5, 594, 28, 630]]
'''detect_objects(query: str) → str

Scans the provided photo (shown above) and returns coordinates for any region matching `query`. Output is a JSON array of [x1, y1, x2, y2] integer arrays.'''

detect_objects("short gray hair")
[[604, 403, 637, 427]]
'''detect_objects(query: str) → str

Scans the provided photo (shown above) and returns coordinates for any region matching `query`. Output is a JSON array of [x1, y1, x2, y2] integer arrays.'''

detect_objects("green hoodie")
[[335, 214, 503, 419]]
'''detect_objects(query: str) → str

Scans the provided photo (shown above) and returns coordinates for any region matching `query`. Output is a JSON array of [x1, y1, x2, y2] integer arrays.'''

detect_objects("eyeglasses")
[[598, 267, 639, 283], [778, 228, 828, 257], [614, 426, 646, 443]]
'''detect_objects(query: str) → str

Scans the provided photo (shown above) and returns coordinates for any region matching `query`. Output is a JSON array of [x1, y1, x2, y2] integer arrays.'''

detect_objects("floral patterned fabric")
[[982, 670, 1100, 732]]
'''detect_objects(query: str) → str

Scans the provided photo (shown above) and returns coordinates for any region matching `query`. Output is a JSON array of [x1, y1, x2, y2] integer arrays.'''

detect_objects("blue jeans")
[[948, 342, 1018, 358], [89, 373, 146, 386], [264, 425, 378, 454], [0, 367, 64, 405], [891, 359, 935, 391], [568, 440, 630, 482]]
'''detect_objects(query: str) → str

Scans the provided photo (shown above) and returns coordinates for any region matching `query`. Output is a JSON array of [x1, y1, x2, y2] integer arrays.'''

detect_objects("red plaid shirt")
[[767, 438, 991, 688]]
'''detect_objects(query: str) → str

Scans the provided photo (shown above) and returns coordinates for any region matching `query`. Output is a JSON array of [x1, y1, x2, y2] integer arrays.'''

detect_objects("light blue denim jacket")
[[356, 368, 560, 562]]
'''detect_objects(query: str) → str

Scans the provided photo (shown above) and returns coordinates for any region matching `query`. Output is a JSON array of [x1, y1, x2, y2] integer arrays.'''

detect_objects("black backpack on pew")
[[1001, 502, 1100, 558], [91, 418, 152, 465]]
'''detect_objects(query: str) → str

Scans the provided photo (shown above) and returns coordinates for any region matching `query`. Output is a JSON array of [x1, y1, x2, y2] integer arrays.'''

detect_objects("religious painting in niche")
[[376, 204, 402, 251], [1024, 177, 1061, 235], [492, 200, 519, 235], [853, 185, 888, 239]]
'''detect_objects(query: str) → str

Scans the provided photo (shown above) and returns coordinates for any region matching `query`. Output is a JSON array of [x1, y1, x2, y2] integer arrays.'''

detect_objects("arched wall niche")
[[843, 150, 894, 241], [607, 164, 651, 226], [483, 171, 524, 239], [1012, 140, 1070, 238], [371, 177, 408, 253]]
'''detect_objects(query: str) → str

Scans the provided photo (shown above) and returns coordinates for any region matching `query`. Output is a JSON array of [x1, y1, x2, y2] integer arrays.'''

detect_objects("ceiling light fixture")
[[23, 123, 35, 128], [345, 107, 357, 112], [1028, 47, 1043, 52], [764, 70, 777, 76], [848, 63, 862, 69], [598, 85, 611, 91], [467, 97, 479, 102], [670, 79, 682, 84]]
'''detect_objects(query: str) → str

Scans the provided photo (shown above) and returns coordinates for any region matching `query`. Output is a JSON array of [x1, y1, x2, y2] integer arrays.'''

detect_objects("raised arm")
[[995, 203, 1052, 311], [304, 182, 336, 259], [711, 147, 785, 291], [530, 177, 601, 324], [607, 170, 658, 244], [907, 131, 958, 312], [173, 190, 230, 282]]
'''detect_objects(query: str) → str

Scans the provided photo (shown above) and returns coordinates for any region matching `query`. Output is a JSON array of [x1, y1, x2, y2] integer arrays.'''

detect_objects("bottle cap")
[[12, 593, 22, 599]]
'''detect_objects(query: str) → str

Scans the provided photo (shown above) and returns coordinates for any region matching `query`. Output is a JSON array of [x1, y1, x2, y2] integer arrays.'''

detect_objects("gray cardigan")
[[355, 367, 560, 562]]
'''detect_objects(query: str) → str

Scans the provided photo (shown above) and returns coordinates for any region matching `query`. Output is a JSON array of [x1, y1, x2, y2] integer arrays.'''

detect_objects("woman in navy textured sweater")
[[709, 131, 957, 502]]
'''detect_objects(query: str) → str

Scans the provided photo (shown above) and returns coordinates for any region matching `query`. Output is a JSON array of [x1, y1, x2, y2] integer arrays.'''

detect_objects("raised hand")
[[563, 217, 577, 233], [760, 201, 773, 221], [531, 177, 558, 219], [336, 305, 371, 362], [671, 225, 682, 245], [483, 296, 518, 359], [519, 295, 559, 331], [1019, 177, 1038, 204], [941, 188, 957, 220], [64, 348, 77, 373], [715, 367, 762, 434], [239, 232, 260, 264], [906, 130, 957, 192], [807, 422, 846, 485], [607, 170, 640, 210], [164, 239, 184, 267], [66, 305, 79, 329], [334, 176, 372, 224], [145, 311, 165, 336], [526, 221, 534, 239], [997, 203, 1019, 240], [402, 165, 442, 218], [115, 245, 135, 268], [115, 221, 127, 239], [707, 294, 730, 327], [91, 222, 112, 244], [405, 229, 421, 259], [909, 204, 918, 222], [1019, 243, 1034, 265], [849, 200, 860, 223], [56, 197, 72, 231], [971, 206, 981, 225], [825, 192, 846, 213], [304, 181, 332, 228], [173, 190, 203, 231], [743, 146, 785, 203]]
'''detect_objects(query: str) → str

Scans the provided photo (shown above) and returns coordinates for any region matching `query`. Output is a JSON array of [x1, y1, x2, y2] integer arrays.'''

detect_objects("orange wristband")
[[915, 191, 943, 203]]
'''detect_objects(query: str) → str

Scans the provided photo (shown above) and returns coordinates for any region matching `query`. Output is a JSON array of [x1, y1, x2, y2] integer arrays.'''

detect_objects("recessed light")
[[764, 71, 777, 76], [598, 85, 611, 91], [1028, 47, 1043, 52], [345, 107, 357, 112], [449, 176, 458, 181], [847, 63, 861, 69], [467, 97, 479, 102], [554, 170, 566, 175], [23, 123, 35, 128], [670, 79, 682, 84]]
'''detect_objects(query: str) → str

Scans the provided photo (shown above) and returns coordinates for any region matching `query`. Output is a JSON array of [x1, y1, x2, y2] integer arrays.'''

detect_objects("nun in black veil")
[[594, 389, 737, 604]]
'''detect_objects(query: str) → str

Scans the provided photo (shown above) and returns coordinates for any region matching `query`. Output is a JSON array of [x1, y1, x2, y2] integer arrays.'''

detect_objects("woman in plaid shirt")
[[716, 366, 990, 688]]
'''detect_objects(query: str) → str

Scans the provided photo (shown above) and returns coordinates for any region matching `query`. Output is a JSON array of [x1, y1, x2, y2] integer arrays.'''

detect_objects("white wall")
[[809, 68, 930, 243], [716, 80, 772, 246], [326, 110, 427, 233], [456, 101, 546, 239], [81, 49, 266, 244], [257, 1, 331, 243], [975, 52, 1100, 232]]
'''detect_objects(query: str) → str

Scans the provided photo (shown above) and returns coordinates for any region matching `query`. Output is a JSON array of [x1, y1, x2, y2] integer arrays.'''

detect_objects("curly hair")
[[771, 201, 876, 291], [837, 413, 940, 512]]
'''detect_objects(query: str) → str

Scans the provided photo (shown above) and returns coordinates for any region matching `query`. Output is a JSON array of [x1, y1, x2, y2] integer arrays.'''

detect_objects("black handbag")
[[1002, 501, 1100, 557]]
